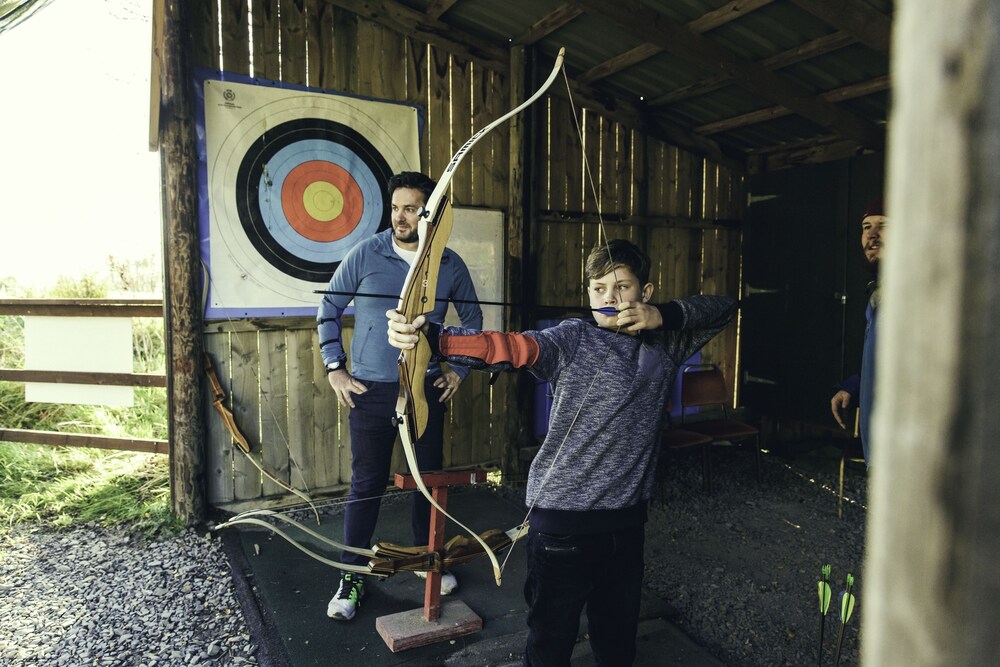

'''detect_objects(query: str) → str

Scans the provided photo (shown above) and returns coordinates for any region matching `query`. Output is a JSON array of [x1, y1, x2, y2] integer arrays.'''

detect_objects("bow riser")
[[395, 199, 455, 440]]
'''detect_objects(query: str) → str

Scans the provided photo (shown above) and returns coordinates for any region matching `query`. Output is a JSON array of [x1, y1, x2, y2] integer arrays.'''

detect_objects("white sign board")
[[24, 317, 134, 407]]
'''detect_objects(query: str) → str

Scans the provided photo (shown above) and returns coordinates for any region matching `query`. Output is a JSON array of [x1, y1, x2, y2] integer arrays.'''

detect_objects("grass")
[[0, 264, 182, 539], [0, 442, 182, 537]]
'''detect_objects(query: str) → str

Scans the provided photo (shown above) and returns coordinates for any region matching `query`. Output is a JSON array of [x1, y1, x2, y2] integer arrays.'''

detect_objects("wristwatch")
[[325, 359, 345, 374]]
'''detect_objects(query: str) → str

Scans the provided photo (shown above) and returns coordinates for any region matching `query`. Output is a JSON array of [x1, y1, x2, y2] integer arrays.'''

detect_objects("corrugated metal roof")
[[396, 0, 891, 169]]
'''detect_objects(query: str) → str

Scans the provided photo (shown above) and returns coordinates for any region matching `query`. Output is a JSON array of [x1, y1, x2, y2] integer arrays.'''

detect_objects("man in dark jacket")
[[831, 197, 886, 464]]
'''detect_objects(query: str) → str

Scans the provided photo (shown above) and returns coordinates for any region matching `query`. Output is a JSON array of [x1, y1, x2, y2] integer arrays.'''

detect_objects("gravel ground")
[[645, 444, 868, 667], [0, 525, 259, 667], [0, 443, 864, 667]]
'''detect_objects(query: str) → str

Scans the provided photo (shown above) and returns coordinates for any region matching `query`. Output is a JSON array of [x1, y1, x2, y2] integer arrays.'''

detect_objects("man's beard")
[[394, 226, 419, 244], [867, 256, 879, 278]]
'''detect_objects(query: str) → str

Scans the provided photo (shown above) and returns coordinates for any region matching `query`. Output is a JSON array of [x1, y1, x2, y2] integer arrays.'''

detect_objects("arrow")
[[818, 563, 832, 666], [834, 572, 856, 667]]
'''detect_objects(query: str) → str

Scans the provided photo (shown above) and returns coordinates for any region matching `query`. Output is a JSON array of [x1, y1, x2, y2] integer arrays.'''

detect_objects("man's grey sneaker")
[[414, 569, 458, 596], [327, 573, 365, 620]]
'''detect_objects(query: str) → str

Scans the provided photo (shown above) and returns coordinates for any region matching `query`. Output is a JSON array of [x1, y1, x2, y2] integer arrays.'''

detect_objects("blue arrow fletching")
[[595, 307, 618, 316]]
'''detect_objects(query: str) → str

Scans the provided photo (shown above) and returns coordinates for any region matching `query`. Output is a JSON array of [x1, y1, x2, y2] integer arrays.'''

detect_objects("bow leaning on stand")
[[394, 48, 567, 587]]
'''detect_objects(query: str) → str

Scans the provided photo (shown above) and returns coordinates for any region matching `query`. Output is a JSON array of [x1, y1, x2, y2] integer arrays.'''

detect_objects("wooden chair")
[[838, 408, 866, 518], [679, 365, 761, 491], [660, 400, 714, 491]]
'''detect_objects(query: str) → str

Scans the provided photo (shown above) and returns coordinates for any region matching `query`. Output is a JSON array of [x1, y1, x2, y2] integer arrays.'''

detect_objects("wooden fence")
[[0, 299, 168, 455]]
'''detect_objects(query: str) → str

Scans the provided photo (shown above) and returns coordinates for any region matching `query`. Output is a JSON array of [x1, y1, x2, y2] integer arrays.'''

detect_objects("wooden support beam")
[[695, 74, 890, 134], [160, 0, 206, 524], [578, 43, 663, 84], [423, 0, 458, 20], [746, 136, 871, 173], [789, 0, 891, 53], [569, 0, 885, 148], [686, 0, 778, 34], [323, 0, 509, 73], [512, 3, 582, 45], [575, 0, 777, 84], [649, 31, 856, 106]]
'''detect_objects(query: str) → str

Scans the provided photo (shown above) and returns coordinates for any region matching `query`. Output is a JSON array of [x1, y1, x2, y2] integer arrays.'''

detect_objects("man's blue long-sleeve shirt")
[[317, 228, 483, 382]]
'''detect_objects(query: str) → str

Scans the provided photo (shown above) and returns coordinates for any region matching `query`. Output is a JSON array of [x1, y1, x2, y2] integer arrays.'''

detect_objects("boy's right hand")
[[386, 310, 427, 350]]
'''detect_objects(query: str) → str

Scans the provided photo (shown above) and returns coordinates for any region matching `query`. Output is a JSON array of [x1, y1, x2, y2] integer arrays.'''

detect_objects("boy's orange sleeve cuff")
[[440, 331, 540, 368]]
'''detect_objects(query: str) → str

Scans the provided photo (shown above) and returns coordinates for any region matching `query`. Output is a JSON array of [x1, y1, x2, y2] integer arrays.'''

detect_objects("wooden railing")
[[0, 299, 168, 455]]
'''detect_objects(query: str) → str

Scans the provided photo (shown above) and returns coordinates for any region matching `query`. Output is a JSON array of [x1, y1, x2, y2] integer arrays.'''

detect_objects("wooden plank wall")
[[189, 1, 742, 507]]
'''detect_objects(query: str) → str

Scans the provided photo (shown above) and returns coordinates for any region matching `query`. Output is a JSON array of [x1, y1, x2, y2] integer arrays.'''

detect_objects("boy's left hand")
[[616, 302, 662, 332]]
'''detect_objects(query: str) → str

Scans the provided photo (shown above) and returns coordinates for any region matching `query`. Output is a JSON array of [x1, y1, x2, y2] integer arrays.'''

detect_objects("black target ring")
[[235, 117, 393, 283]]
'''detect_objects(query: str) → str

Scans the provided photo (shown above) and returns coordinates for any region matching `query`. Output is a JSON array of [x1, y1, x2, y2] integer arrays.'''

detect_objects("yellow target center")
[[302, 181, 345, 222]]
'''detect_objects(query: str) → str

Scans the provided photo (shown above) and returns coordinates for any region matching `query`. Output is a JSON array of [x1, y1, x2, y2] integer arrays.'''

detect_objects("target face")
[[200, 75, 420, 317]]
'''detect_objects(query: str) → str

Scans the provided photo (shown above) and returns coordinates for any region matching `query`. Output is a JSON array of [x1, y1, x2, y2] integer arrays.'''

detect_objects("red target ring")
[[281, 161, 365, 243]]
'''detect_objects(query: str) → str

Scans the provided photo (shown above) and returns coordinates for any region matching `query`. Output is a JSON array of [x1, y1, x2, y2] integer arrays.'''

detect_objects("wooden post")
[[423, 485, 448, 622], [864, 0, 1000, 664], [158, 0, 206, 523]]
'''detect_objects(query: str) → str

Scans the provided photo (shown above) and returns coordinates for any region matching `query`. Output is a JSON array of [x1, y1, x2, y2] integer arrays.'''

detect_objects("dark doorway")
[[741, 153, 884, 428]]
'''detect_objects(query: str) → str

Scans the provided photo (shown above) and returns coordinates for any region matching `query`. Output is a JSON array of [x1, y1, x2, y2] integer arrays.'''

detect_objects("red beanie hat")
[[861, 196, 884, 221]]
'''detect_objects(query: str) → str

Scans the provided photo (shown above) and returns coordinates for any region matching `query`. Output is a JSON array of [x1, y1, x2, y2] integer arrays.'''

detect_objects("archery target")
[[201, 76, 420, 317]]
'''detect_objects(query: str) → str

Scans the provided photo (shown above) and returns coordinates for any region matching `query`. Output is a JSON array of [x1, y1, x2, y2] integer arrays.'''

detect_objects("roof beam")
[[695, 74, 890, 134], [424, 0, 459, 20], [567, 0, 884, 148], [686, 0, 779, 33], [746, 135, 875, 173], [788, 0, 891, 53], [648, 30, 856, 106], [575, 0, 777, 84], [323, 0, 509, 73], [578, 43, 662, 83], [512, 4, 583, 45]]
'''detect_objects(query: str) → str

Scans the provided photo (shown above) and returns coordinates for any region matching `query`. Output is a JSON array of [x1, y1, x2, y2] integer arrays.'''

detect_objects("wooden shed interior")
[[151, 0, 892, 516]]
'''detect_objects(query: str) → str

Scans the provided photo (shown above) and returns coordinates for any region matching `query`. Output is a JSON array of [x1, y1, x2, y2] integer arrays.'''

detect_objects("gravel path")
[[645, 446, 868, 667], [0, 525, 258, 667]]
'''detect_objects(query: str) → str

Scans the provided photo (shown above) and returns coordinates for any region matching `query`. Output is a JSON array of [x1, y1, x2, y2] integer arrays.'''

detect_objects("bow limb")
[[419, 47, 567, 222], [214, 517, 375, 575], [226, 509, 374, 557]]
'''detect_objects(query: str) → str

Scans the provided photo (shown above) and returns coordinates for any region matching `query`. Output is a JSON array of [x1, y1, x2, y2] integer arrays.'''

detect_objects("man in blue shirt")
[[831, 197, 886, 465], [317, 171, 482, 620]]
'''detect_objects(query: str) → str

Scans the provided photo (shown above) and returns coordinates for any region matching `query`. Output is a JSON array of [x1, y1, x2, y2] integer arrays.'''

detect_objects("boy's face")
[[587, 266, 654, 329]]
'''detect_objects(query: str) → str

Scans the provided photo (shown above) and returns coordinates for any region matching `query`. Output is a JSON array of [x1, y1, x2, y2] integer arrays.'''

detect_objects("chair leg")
[[754, 435, 762, 481], [703, 445, 712, 493], [838, 451, 847, 519]]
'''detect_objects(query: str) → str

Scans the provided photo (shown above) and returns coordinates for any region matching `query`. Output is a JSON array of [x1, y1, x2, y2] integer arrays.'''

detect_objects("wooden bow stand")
[[375, 469, 487, 652]]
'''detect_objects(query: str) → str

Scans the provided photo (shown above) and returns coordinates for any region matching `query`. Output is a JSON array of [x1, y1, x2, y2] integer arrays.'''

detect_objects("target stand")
[[375, 469, 488, 652]]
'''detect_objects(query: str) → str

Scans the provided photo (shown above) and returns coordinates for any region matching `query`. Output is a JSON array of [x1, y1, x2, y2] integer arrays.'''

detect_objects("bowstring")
[[500, 64, 623, 576]]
